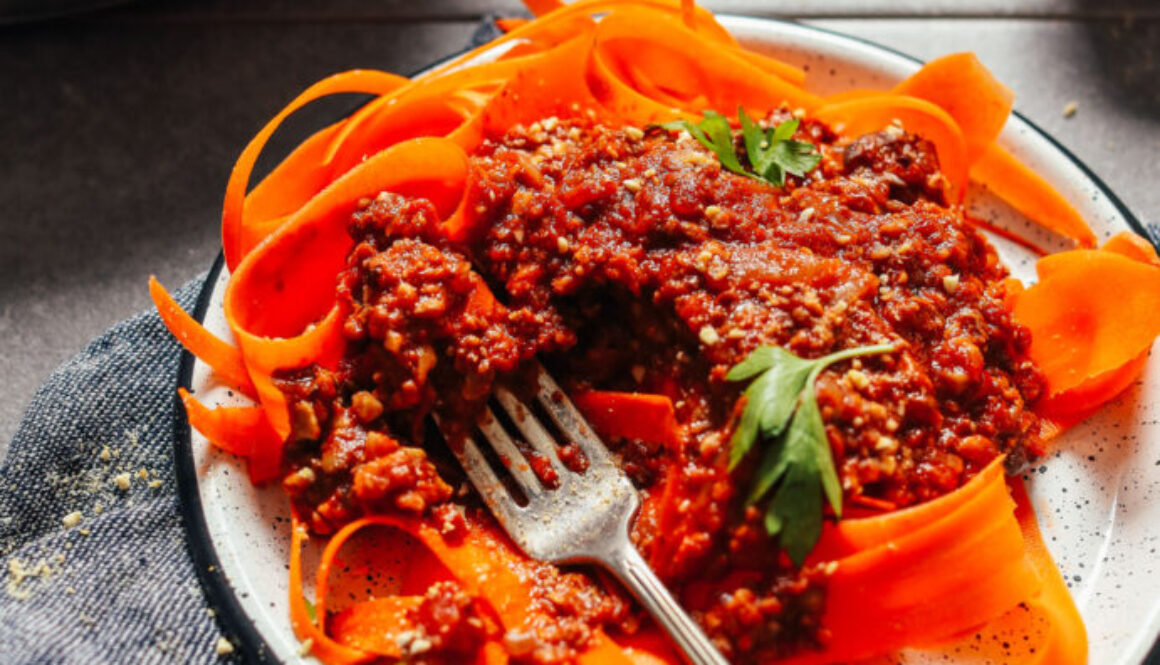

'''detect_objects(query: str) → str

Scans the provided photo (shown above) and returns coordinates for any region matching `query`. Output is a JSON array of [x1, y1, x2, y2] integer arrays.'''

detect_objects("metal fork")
[[438, 363, 728, 665]]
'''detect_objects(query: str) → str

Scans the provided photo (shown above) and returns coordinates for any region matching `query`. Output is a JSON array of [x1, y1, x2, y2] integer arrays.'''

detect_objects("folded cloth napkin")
[[0, 19, 505, 665], [0, 276, 237, 663]]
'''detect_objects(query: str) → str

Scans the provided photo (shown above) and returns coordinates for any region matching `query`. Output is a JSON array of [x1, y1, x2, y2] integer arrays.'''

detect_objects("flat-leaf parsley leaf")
[[659, 107, 822, 187], [727, 342, 895, 565]]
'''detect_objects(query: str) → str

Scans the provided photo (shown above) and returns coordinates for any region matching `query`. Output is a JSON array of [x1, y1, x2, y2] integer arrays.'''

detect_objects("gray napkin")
[[0, 276, 238, 663]]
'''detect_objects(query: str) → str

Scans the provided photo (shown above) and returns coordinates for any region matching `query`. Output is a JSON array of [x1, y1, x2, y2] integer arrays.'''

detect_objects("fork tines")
[[436, 364, 620, 534]]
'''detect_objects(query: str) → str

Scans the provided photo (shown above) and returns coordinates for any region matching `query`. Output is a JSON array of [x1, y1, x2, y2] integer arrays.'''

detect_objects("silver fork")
[[437, 363, 728, 665]]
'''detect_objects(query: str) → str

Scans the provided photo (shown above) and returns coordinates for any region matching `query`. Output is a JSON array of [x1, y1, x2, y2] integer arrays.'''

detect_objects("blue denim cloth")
[[0, 276, 235, 663]]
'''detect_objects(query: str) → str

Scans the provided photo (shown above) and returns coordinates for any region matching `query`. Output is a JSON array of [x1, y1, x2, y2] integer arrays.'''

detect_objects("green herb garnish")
[[659, 107, 822, 186], [303, 596, 317, 623], [727, 343, 895, 566]]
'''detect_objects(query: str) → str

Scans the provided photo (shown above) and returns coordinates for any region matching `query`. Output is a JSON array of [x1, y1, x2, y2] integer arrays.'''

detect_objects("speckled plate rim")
[[174, 15, 1160, 665]]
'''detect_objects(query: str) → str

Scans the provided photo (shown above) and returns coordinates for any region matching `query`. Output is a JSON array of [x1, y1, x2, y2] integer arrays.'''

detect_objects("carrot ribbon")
[[149, 276, 255, 398], [787, 457, 1042, 664], [572, 391, 683, 448], [970, 144, 1098, 247], [1013, 236, 1160, 427], [813, 95, 968, 202], [293, 514, 638, 664], [222, 70, 410, 269], [891, 52, 1014, 165], [178, 388, 282, 483]]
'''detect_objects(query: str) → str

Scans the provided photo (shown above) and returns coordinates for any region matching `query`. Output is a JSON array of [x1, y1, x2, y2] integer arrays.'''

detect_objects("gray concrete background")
[[1, 1, 1158, 449]]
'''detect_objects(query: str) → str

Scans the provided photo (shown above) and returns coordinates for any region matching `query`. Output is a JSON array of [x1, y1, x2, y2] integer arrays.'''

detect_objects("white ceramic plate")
[[175, 16, 1160, 665]]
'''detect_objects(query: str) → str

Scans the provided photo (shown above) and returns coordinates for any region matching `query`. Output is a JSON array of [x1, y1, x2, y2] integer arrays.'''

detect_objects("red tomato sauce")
[[275, 112, 1045, 663]]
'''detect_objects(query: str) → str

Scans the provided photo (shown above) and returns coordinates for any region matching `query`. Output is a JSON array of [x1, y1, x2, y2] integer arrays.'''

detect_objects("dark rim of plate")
[[172, 17, 1159, 665]]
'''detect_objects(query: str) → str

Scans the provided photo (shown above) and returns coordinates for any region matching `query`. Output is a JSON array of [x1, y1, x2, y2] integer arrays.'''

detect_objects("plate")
[[174, 16, 1160, 665]]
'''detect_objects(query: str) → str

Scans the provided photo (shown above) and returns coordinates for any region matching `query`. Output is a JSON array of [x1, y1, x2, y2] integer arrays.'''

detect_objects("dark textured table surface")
[[1, 0, 1158, 661]]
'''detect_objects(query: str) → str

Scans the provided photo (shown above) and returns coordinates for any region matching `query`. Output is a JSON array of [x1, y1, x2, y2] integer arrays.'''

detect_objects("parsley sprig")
[[727, 343, 895, 566], [659, 108, 822, 187]]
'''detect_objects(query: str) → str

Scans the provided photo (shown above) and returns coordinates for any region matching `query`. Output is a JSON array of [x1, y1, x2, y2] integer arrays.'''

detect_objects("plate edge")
[[173, 251, 278, 664]]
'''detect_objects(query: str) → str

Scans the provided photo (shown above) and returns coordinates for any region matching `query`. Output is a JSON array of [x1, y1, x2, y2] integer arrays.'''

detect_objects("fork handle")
[[606, 546, 730, 665]]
